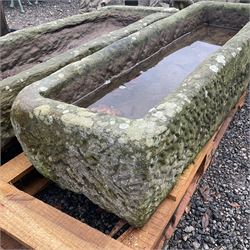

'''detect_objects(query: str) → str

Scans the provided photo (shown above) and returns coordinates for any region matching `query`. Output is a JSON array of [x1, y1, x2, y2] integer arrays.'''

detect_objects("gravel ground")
[[165, 90, 250, 250], [2, 1, 249, 248], [36, 184, 122, 235], [4, 0, 81, 30]]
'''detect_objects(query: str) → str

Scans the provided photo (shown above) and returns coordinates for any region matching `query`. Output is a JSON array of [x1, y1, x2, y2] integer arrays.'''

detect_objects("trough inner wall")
[[49, 4, 248, 105], [1, 14, 140, 79], [48, 6, 206, 102]]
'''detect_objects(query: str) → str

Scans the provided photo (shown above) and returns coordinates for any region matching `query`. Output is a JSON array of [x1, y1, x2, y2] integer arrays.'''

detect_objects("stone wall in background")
[[79, 0, 249, 13], [79, 0, 171, 11]]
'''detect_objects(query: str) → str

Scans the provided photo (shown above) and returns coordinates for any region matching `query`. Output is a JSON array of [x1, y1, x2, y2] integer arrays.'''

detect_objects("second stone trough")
[[0, 5, 177, 150]]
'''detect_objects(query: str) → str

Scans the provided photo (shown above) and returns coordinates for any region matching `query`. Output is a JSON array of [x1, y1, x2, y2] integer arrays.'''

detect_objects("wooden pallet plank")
[[109, 219, 127, 237], [118, 92, 246, 249], [164, 174, 201, 241], [0, 180, 131, 250], [0, 153, 32, 183], [168, 149, 209, 202], [156, 173, 201, 249]]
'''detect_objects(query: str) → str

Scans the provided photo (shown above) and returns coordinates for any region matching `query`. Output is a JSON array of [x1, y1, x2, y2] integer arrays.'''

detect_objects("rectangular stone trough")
[[0, 6, 177, 150], [11, 2, 250, 227]]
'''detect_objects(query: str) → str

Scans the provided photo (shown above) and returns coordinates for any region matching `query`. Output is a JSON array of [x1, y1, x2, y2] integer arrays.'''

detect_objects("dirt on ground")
[[4, 0, 81, 30]]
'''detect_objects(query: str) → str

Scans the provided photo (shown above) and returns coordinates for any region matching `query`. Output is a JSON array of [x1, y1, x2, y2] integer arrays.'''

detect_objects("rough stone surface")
[[0, 6, 177, 150], [11, 2, 250, 227], [78, 0, 175, 12], [165, 90, 250, 250]]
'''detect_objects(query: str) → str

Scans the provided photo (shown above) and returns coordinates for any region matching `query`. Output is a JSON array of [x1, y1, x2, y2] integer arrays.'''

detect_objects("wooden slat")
[[0, 180, 131, 250], [163, 156, 212, 242], [109, 219, 128, 238], [168, 162, 202, 202], [0, 153, 49, 195], [118, 91, 246, 249], [0, 153, 32, 183], [156, 172, 202, 249]]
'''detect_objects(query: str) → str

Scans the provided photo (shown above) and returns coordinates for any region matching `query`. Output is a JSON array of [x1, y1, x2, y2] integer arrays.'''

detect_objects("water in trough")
[[74, 25, 237, 119]]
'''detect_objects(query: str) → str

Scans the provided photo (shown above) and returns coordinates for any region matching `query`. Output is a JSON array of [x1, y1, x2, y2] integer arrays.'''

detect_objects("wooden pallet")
[[0, 92, 246, 250]]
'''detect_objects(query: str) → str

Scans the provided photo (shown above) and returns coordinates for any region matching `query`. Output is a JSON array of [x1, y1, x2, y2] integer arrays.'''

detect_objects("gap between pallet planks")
[[0, 179, 131, 250], [0, 91, 246, 250], [1, 230, 30, 250]]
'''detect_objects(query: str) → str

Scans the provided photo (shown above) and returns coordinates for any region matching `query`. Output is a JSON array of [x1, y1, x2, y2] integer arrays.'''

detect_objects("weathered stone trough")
[[11, 2, 250, 226], [0, 6, 177, 150]]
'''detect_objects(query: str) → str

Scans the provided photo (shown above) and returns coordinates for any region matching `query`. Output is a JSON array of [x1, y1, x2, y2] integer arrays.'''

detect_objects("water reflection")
[[75, 25, 237, 119]]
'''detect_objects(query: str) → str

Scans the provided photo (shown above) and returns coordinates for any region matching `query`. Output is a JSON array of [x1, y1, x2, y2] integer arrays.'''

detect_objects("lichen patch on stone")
[[56, 104, 66, 109], [104, 79, 111, 85], [34, 105, 51, 118], [177, 93, 191, 103], [152, 111, 167, 121], [231, 52, 237, 57], [58, 73, 65, 79], [73, 50, 80, 56], [110, 120, 116, 125], [39, 87, 48, 92], [209, 65, 219, 73], [61, 113, 94, 128], [119, 123, 129, 129], [216, 55, 226, 66]]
